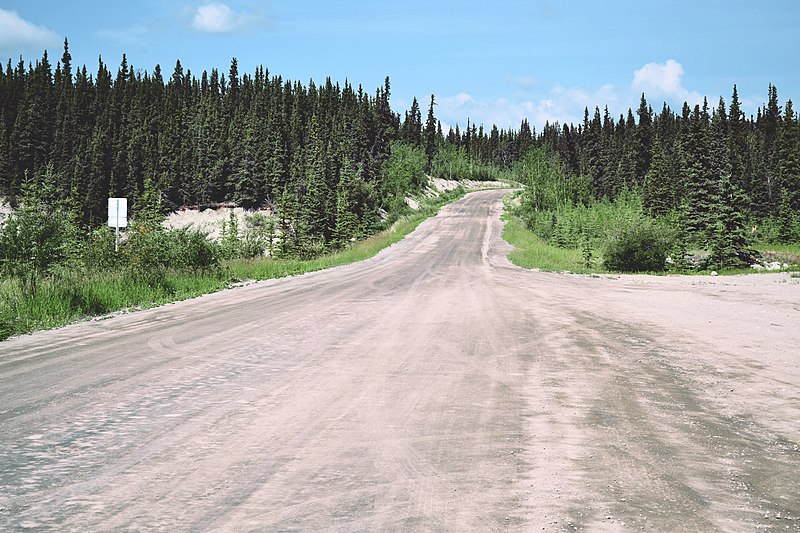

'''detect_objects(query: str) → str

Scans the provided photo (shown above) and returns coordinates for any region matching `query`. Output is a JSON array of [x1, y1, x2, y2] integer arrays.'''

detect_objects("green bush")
[[0, 190, 75, 295], [603, 221, 671, 272], [123, 223, 172, 283], [79, 226, 120, 270], [122, 224, 222, 280], [241, 212, 276, 258], [167, 228, 221, 274]]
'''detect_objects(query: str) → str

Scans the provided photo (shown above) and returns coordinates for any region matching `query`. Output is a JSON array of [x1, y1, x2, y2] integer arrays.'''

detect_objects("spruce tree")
[[727, 85, 751, 198], [424, 94, 437, 172], [0, 170, 76, 295], [635, 93, 653, 181], [643, 135, 675, 216], [681, 105, 717, 241], [776, 192, 799, 243], [774, 99, 800, 211], [762, 84, 782, 213], [709, 175, 756, 269], [402, 97, 422, 146], [301, 113, 334, 243]]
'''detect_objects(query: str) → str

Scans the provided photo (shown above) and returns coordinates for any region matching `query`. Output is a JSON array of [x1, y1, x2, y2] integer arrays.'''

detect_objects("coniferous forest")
[[2, 42, 797, 244], [0, 41, 521, 242], [512, 84, 800, 272], [539, 86, 799, 235], [1, 40, 799, 338]]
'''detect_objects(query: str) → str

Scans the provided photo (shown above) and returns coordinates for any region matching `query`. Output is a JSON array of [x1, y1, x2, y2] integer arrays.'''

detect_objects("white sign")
[[108, 198, 128, 228]]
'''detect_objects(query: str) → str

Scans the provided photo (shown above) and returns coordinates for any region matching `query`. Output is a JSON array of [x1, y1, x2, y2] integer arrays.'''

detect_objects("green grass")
[[756, 243, 800, 253], [503, 216, 602, 274], [0, 188, 466, 342], [229, 216, 419, 280], [755, 242, 800, 267], [504, 214, 800, 277], [0, 270, 229, 341]]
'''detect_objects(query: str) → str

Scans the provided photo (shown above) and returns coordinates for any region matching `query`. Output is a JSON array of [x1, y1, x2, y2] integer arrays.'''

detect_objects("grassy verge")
[[504, 214, 800, 276], [0, 270, 228, 341], [755, 243, 800, 265], [503, 215, 601, 274], [0, 188, 466, 342]]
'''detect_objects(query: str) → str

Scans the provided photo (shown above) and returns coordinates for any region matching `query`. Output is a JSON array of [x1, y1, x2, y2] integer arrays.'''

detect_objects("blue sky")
[[1, 1, 799, 131]]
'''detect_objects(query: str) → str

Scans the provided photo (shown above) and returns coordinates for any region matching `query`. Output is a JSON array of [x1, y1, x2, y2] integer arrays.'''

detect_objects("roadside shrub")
[[382, 141, 427, 200], [123, 223, 171, 283], [0, 288, 21, 341], [79, 226, 120, 270], [603, 221, 671, 272], [219, 211, 242, 260], [0, 195, 75, 295], [241, 212, 276, 258], [168, 228, 221, 274]]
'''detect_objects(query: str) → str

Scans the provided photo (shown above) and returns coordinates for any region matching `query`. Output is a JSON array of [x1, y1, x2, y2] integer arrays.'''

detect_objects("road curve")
[[2, 189, 799, 531]]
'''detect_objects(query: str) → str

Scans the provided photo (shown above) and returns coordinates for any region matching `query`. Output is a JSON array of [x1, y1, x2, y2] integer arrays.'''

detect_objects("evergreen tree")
[[774, 99, 800, 211], [0, 169, 76, 295], [776, 192, 799, 243], [401, 97, 422, 146], [643, 135, 675, 216], [709, 175, 756, 269], [334, 158, 374, 247], [301, 113, 335, 242], [634, 93, 653, 181], [613, 109, 637, 195], [727, 85, 750, 197], [136, 175, 166, 225], [424, 94, 437, 171], [583, 107, 606, 197], [710, 96, 730, 183], [681, 105, 717, 241], [761, 84, 781, 212], [274, 186, 299, 258]]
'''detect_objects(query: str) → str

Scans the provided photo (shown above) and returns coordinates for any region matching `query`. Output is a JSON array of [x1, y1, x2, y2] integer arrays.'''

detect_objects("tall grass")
[[0, 270, 228, 340]]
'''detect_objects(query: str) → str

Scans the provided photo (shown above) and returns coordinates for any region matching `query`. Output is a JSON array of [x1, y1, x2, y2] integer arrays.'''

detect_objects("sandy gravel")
[[1, 190, 798, 531]]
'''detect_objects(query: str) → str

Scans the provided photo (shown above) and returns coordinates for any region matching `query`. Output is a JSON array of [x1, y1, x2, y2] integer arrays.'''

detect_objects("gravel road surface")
[[2, 189, 799, 531]]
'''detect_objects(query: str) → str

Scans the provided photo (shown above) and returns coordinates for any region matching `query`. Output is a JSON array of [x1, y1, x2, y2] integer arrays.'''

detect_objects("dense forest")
[[1, 39, 798, 261], [0, 41, 524, 243], [507, 83, 800, 272], [536, 86, 799, 233]]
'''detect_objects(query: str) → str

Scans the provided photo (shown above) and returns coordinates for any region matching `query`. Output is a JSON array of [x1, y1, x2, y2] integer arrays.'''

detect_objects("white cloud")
[[192, 3, 247, 33], [436, 59, 709, 131], [439, 92, 473, 108], [0, 9, 60, 52], [631, 59, 703, 106], [436, 84, 620, 132]]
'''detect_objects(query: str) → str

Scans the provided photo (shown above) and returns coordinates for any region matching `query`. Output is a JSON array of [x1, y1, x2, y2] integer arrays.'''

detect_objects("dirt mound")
[[0, 198, 11, 217], [163, 206, 272, 241]]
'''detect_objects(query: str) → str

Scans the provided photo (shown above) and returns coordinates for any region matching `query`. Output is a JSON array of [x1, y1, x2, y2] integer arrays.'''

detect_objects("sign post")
[[107, 198, 128, 251]]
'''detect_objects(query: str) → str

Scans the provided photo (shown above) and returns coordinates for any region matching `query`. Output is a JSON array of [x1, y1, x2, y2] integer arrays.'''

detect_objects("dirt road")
[[2, 189, 799, 531]]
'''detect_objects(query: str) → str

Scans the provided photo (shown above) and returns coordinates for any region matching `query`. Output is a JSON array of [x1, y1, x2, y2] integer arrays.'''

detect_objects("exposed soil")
[[1, 189, 798, 531]]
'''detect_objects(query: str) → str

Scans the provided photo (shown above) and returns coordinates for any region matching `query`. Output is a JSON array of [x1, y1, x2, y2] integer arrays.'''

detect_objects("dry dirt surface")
[[1, 189, 799, 532]]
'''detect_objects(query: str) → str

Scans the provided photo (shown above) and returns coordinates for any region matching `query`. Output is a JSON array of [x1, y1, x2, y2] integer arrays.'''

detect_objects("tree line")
[[1, 41, 530, 229], [533, 86, 799, 244], [2, 39, 797, 263]]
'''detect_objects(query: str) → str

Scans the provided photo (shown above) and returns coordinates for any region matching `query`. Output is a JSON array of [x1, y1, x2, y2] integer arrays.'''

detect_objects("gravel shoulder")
[[1, 189, 798, 531]]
